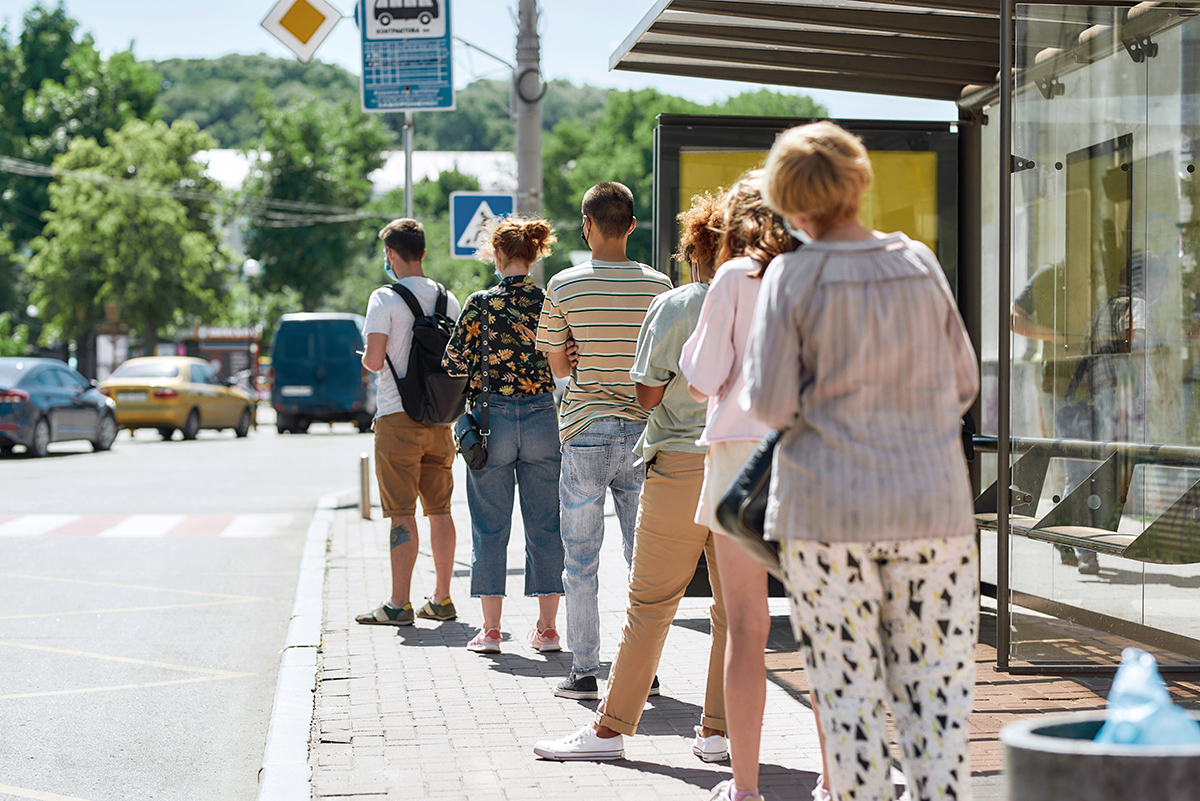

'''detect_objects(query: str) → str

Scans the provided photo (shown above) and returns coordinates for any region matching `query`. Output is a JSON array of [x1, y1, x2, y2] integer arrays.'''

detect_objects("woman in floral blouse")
[[443, 217, 565, 654]]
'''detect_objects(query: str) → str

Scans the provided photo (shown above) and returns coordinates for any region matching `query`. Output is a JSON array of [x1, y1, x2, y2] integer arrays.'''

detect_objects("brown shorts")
[[373, 412, 455, 517]]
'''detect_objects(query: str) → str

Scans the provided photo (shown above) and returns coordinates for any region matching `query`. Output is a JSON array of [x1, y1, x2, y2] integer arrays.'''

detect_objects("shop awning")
[[609, 0, 1166, 104]]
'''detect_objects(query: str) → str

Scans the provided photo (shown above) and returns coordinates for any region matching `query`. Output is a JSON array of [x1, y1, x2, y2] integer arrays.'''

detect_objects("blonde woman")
[[680, 172, 831, 801], [746, 122, 979, 801], [442, 217, 564, 654]]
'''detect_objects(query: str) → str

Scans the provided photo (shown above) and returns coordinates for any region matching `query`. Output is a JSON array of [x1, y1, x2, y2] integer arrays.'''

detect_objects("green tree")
[[0, 312, 31, 357], [25, 119, 230, 353], [714, 88, 826, 118], [242, 95, 392, 311]]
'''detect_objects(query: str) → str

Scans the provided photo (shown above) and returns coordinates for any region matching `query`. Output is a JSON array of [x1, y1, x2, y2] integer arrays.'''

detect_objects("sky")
[[11, 0, 959, 122]]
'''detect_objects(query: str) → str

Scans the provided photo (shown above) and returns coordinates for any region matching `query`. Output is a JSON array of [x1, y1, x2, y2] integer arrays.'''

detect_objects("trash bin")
[[1001, 711, 1200, 800]]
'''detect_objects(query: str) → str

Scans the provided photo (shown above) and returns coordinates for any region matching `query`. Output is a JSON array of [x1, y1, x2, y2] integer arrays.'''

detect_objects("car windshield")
[[110, 362, 180, 379]]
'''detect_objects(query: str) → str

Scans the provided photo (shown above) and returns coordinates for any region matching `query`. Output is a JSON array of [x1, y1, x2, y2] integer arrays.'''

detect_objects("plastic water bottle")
[[1094, 647, 1200, 746]]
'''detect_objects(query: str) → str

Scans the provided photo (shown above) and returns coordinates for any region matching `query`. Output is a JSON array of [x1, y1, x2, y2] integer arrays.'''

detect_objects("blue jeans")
[[559, 416, 645, 676], [466, 393, 564, 597]]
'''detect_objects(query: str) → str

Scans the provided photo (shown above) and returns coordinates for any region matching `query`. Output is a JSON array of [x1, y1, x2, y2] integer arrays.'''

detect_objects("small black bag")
[[716, 429, 785, 581], [1055, 357, 1093, 439], [452, 305, 489, 470]]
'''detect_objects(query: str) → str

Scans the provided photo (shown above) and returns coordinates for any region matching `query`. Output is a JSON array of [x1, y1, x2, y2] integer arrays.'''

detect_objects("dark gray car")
[[0, 357, 118, 457]]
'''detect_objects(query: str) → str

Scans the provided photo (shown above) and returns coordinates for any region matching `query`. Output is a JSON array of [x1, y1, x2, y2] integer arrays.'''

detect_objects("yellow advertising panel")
[[678, 149, 940, 260]]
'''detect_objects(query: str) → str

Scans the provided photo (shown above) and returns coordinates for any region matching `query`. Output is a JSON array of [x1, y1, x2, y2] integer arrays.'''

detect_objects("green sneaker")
[[415, 596, 457, 621], [356, 601, 414, 626]]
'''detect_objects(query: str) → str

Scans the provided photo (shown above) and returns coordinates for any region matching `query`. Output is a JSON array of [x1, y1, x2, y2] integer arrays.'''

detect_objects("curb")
[[256, 490, 348, 801]]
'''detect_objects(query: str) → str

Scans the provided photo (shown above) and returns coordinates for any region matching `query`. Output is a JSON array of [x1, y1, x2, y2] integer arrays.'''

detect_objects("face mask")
[[581, 219, 590, 247], [784, 219, 813, 245], [384, 255, 399, 283]]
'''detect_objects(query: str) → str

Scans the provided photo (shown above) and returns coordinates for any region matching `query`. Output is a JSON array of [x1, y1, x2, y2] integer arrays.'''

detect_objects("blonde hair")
[[763, 121, 873, 226], [673, 191, 723, 284], [477, 216, 557, 264], [716, 169, 798, 278]]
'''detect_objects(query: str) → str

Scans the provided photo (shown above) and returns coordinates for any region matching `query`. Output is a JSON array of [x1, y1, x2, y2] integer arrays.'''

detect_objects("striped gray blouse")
[[742, 233, 979, 544]]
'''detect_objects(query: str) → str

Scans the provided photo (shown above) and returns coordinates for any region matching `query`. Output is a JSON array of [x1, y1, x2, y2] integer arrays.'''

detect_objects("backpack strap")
[[434, 283, 448, 317], [387, 282, 425, 318]]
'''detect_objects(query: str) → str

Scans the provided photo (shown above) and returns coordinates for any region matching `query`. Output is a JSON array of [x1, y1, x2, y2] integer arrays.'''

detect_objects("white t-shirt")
[[363, 276, 461, 419]]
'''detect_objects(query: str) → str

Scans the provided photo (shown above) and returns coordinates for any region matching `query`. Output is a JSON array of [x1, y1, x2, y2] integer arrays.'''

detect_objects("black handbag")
[[453, 307, 489, 470], [716, 429, 785, 581], [1054, 357, 1093, 439]]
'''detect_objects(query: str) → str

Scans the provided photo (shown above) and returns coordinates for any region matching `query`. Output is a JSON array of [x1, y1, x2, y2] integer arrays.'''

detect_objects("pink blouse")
[[679, 256, 772, 445]]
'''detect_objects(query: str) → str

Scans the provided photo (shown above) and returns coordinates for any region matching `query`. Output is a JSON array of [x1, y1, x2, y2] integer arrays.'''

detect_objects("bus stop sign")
[[359, 0, 455, 112]]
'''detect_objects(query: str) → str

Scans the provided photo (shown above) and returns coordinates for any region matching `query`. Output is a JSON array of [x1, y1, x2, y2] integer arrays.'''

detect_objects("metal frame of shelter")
[[612, 0, 1200, 673]]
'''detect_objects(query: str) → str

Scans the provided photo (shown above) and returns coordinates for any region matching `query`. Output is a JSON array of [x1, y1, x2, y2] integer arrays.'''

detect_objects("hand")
[[565, 337, 579, 367]]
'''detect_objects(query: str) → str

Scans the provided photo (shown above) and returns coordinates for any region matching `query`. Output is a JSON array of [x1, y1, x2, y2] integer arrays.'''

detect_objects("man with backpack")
[[356, 218, 463, 626]]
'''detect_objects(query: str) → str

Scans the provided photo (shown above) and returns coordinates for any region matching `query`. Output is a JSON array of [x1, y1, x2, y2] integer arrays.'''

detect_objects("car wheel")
[[378, 12, 391, 25], [29, 417, 50, 458], [419, 12, 431, 24], [292, 417, 310, 434], [1, 444, 14, 457], [356, 414, 373, 433], [158, 427, 176, 440], [234, 408, 252, 438], [181, 409, 201, 441], [92, 413, 118, 452]]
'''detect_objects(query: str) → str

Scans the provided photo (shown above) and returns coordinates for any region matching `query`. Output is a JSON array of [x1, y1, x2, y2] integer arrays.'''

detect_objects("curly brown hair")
[[716, 169, 798, 278], [673, 191, 723, 283], [477, 216, 557, 264]]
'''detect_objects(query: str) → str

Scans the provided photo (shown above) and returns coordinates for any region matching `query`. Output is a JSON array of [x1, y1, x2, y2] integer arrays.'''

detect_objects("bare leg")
[[536, 594, 560, 631], [428, 512, 456, 602], [479, 596, 503, 632], [388, 514, 419, 607], [714, 535, 769, 793]]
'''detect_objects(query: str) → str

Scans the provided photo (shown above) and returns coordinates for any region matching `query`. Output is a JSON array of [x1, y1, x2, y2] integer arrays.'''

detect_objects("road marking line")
[[165, 514, 235, 536], [0, 515, 80, 537], [42, 515, 126, 536], [0, 675, 250, 701], [0, 639, 249, 677], [96, 514, 186, 537], [0, 783, 94, 801], [0, 572, 270, 601], [221, 513, 295, 538], [0, 598, 255, 622]]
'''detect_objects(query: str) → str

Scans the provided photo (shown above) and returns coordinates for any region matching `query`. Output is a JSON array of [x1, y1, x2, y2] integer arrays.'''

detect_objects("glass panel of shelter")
[[998, 5, 1200, 667]]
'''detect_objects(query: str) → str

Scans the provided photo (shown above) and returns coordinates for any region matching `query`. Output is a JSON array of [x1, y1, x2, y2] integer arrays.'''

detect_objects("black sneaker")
[[648, 675, 660, 697], [554, 673, 599, 700]]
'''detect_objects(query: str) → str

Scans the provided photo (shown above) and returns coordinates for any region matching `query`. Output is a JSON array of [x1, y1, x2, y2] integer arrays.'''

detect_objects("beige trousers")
[[596, 450, 728, 735]]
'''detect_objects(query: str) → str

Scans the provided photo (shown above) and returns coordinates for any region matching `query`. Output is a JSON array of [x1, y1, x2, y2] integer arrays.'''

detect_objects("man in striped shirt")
[[536, 182, 672, 700]]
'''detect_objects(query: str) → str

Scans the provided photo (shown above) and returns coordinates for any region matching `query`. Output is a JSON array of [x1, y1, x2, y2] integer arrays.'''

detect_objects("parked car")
[[0, 357, 118, 457], [98, 356, 256, 440], [269, 313, 375, 434]]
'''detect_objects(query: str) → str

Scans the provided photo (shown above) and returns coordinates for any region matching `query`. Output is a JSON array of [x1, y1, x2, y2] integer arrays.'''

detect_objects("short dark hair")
[[581, 182, 635, 238], [379, 218, 425, 262]]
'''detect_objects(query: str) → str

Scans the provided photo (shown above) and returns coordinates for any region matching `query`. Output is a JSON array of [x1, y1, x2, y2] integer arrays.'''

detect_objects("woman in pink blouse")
[[680, 171, 830, 801]]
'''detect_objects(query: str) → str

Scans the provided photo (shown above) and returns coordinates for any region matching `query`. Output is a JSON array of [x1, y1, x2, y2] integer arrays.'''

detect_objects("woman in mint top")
[[443, 217, 564, 655]]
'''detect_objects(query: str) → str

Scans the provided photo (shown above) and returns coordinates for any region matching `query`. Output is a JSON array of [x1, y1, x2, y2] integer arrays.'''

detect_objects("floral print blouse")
[[442, 274, 557, 403]]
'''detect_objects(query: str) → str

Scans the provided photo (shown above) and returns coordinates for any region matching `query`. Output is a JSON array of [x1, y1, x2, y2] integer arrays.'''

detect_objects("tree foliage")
[[242, 95, 392, 311], [25, 119, 230, 351]]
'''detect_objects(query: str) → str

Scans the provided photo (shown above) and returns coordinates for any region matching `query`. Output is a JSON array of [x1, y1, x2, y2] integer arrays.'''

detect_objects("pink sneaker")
[[528, 626, 561, 652], [467, 628, 501, 653]]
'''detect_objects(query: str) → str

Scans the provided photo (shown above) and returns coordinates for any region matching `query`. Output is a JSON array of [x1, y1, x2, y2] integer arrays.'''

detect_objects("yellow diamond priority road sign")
[[261, 0, 343, 63]]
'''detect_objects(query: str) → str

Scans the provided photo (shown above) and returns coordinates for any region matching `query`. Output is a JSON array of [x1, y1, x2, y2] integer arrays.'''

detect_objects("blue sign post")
[[359, 0, 455, 112], [450, 192, 516, 259]]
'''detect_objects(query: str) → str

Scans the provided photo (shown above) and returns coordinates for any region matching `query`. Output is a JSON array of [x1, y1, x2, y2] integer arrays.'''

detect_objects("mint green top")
[[629, 281, 709, 462]]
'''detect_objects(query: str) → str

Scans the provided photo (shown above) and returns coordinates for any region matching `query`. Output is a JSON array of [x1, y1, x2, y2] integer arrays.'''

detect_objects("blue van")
[[269, 313, 376, 434]]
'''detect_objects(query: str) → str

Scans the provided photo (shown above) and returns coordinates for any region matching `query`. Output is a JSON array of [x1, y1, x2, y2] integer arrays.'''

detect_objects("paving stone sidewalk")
[[308, 461, 1200, 800]]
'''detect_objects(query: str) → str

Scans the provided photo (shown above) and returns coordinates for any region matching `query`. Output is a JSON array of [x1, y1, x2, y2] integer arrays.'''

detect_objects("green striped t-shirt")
[[536, 260, 673, 442]]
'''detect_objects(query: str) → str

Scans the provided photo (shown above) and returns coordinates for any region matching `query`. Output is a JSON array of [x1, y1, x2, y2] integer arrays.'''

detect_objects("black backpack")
[[383, 282, 467, 426]]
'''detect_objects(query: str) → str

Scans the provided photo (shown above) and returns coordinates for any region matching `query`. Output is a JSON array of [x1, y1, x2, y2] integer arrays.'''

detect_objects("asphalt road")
[[0, 410, 372, 801]]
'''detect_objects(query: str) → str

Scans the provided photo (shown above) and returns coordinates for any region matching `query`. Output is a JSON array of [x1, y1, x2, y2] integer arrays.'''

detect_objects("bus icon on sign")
[[374, 0, 438, 26]]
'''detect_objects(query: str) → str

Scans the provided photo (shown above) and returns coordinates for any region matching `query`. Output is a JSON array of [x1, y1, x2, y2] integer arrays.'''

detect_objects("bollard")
[[359, 452, 371, 520]]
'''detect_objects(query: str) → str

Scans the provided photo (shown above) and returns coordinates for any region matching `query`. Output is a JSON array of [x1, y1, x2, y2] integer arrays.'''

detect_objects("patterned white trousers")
[[780, 535, 978, 801]]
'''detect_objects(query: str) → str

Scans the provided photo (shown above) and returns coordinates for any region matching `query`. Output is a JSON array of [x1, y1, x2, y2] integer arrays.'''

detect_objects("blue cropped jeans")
[[466, 393, 564, 597], [559, 416, 645, 677]]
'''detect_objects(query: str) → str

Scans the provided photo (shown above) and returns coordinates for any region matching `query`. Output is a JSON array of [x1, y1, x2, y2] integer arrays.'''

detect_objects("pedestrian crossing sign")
[[450, 192, 516, 259]]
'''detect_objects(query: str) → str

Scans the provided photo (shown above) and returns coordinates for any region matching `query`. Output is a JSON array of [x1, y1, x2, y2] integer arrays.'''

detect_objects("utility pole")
[[514, 0, 544, 283]]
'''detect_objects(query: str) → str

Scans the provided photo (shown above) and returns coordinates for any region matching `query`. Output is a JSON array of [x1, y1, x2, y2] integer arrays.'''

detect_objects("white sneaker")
[[812, 775, 833, 801], [692, 725, 729, 762], [709, 779, 763, 801], [533, 725, 624, 761]]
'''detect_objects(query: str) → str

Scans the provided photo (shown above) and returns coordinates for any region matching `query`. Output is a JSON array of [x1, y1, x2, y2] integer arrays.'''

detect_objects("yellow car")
[[98, 356, 256, 440]]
